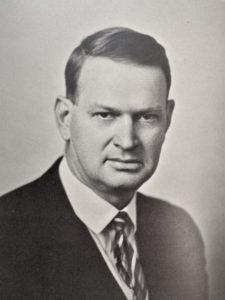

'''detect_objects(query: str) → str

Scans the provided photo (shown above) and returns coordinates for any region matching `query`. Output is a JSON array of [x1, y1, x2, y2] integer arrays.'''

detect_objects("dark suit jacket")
[[0, 159, 208, 300]]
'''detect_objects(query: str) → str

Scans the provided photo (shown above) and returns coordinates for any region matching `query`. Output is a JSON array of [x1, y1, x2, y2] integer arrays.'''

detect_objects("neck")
[[91, 188, 135, 210]]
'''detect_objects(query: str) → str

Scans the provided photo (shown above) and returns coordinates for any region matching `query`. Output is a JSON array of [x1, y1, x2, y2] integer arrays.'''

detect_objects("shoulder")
[[137, 192, 205, 249], [137, 192, 197, 224], [0, 158, 63, 223], [0, 177, 42, 219], [136, 195, 208, 298], [0, 159, 66, 266]]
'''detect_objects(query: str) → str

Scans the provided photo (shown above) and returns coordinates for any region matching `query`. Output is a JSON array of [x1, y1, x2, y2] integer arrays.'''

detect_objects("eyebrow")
[[88, 103, 163, 114], [89, 104, 121, 114]]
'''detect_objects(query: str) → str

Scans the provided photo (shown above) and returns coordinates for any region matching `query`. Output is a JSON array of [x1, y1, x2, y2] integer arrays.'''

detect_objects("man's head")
[[55, 27, 174, 208]]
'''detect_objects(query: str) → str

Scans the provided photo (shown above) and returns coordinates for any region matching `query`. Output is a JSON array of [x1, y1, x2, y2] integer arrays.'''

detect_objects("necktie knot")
[[110, 211, 134, 236]]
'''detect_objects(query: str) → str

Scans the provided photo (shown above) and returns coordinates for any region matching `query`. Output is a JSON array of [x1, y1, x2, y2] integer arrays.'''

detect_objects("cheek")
[[70, 121, 106, 158], [142, 128, 166, 151]]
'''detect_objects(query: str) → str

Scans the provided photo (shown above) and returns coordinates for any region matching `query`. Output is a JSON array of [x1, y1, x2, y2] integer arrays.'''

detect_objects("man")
[[0, 27, 208, 299]]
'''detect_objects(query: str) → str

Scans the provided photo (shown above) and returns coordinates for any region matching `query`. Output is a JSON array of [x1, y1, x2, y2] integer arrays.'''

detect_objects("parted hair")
[[65, 27, 171, 102]]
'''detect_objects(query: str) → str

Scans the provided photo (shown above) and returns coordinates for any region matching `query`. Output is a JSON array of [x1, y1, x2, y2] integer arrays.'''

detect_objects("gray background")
[[0, 1, 224, 299]]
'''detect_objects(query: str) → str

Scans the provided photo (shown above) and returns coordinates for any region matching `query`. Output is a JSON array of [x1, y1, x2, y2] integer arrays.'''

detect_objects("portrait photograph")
[[0, 1, 224, 299]]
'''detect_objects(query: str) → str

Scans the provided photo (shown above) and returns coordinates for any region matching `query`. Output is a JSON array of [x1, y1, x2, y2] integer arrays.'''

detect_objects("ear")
[[54, 96, 74, 141], [165, 99, 175, 132]]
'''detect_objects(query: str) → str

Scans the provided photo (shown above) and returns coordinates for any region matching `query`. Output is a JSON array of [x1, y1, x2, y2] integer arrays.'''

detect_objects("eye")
[[95, 112, 115, 119], [136, 113, 160, 122]]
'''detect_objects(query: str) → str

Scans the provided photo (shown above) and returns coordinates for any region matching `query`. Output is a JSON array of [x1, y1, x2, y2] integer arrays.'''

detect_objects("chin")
[[105, 175, 147, 192]]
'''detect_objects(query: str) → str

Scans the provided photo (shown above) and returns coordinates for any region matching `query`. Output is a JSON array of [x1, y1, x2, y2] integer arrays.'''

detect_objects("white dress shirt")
[[59, 157, 138, 300]]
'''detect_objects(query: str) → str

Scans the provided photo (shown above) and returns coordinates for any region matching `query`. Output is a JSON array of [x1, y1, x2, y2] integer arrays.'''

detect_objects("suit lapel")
[[38, 159, 127, 299], [136, 194, 153, 289]]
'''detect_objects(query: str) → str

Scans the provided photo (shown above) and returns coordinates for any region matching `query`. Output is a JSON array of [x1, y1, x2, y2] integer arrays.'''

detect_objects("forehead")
[[77, 57, 168, 109]]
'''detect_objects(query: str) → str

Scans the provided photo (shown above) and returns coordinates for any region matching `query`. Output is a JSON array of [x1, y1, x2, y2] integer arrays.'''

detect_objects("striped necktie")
[[109, 211, 149, 300]]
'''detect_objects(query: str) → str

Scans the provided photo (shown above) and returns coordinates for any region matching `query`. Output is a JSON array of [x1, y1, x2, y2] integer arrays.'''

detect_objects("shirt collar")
[[58, 157, 137, 234]]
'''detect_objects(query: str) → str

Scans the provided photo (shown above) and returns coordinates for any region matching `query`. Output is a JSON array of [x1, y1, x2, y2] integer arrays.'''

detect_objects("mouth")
[[107, 158, 143, 171]]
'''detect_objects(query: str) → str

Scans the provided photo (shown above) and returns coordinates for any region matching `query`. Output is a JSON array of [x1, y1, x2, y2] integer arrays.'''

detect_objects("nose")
[[113, 116, 138, 150]]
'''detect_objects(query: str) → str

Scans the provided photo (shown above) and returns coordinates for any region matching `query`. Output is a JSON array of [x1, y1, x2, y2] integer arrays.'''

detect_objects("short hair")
[[65, 27, 171, 102]]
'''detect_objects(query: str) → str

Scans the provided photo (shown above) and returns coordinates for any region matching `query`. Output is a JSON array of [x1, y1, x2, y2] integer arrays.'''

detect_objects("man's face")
[[60, 57, 174, 197]]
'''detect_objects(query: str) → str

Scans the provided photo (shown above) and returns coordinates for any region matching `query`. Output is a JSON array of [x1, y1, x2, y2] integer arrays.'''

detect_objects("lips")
[[107, 158, 143, 171]]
